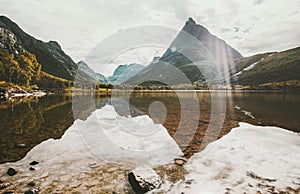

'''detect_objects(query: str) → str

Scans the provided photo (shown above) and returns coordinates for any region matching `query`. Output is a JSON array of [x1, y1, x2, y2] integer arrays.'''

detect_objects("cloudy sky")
[[0, 0, 299, 74]]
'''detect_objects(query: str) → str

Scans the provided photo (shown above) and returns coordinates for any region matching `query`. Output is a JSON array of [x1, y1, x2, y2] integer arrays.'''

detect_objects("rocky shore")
[[0, 87, 48, 100]]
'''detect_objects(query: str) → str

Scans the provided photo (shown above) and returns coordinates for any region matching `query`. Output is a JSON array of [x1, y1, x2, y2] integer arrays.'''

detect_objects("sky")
[[0, 0, 299, 75]]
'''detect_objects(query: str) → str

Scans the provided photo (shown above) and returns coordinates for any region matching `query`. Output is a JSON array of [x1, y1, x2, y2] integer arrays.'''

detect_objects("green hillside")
[[231, 46, 300, 86]]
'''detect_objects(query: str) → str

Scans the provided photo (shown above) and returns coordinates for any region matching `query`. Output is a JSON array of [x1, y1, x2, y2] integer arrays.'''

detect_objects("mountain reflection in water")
[[0, 91, 299, 164]]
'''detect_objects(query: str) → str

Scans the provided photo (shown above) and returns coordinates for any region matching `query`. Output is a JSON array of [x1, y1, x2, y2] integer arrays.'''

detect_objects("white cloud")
[[0, 0, 299, 72]]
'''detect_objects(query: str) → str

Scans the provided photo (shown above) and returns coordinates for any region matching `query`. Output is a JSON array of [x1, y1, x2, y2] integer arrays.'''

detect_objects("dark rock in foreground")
[[128, 167, 162, 194]]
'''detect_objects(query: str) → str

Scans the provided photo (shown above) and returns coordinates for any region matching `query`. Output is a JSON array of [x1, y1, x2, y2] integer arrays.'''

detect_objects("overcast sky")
[[0, 0, 299, 74]]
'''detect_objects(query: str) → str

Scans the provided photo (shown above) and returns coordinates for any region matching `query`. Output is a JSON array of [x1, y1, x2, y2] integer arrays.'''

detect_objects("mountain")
[[231, 46, 300, 87], [124, 17, 242, 86], [0, 16, 77, 80], [107, 63, 144, 84], [0, 24, 73, 89], [77, 61, 108, 83]]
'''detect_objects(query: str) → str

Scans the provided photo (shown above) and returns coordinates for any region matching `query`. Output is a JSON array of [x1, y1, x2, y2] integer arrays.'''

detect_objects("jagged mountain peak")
[[125, 17, 243, 85], [185, 17, 196, 25]]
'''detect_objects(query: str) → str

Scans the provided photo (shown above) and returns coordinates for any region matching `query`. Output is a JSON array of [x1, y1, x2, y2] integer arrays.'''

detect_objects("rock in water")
[[7, 168, 17, 176], [128, 167, 162, 194]]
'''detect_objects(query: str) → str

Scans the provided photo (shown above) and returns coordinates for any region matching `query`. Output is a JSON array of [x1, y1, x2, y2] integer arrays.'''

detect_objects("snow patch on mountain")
[[233, 58, 265, 77]]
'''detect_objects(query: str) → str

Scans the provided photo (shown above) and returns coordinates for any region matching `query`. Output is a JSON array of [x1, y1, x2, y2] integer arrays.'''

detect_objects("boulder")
[[128, 167, 162, 194]]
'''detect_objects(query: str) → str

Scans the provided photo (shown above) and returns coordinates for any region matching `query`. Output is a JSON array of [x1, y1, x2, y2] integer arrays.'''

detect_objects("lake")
[[0, 90, 299, 193], [1, 91, 299, 164]]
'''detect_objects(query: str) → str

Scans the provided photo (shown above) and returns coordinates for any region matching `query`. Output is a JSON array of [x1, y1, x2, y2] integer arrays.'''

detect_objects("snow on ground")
[[153, 122, 300, 194]]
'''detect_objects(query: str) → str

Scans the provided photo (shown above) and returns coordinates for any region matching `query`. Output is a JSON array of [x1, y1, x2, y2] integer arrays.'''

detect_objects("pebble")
[[0, 182, 12, 189], [69, 181, 81, 188], [27, 181, 36, 187], [85, 180, 99, 187], [29, 161, 39, 166], [7, 168, 17, 176], [3, 190, 14, 194], [105, 167, 118, 173], [15, 143, 27, 148], [24, 187, 39, 194], [174, 157, 187, 166], [88, 163, 99, 169], [29, 167, 36, 171]]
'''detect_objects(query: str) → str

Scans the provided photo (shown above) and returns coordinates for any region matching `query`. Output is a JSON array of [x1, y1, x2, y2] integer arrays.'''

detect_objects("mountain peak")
[[185, 17, 196, 25]]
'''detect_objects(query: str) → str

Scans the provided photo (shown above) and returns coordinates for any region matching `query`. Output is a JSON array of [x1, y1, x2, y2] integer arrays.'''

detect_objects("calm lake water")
[[0, 91, 299, 164]]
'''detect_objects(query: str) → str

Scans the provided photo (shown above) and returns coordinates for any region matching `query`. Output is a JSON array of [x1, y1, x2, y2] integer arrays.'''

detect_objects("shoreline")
[[1, 86, 299, 101]]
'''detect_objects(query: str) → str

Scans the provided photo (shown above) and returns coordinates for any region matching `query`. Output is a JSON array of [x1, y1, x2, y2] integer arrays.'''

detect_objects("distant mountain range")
[[0, 15, 299, 90], [77, 61, 108, 83], [107, 63, 144, 84]]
